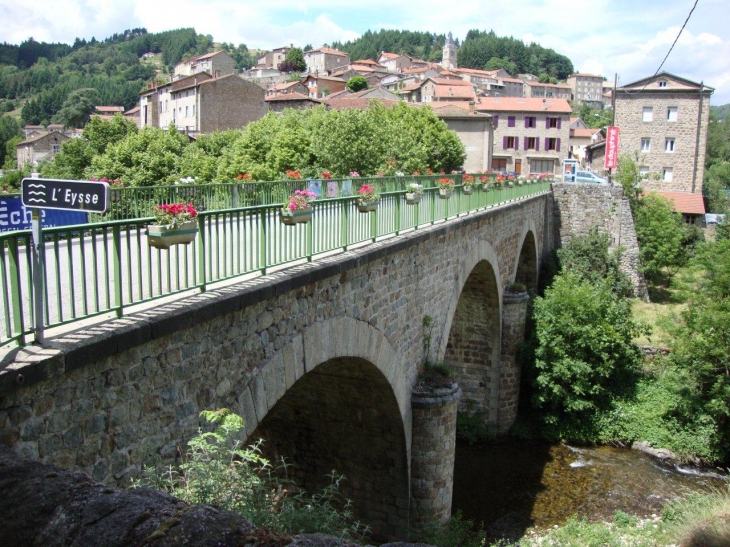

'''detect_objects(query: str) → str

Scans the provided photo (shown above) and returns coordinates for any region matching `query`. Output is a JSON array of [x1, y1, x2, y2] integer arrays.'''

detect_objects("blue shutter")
[[493, 115, 499, 127], [536, 138, 540, 151], [524, 116, 528, 128], [545, 117, 550, 129], [524, 137, 529, 149], [556, 138, 561, 152], [503, 136, 508, 149], [508, 116, 515, 127], [557, 117, 562, 129], [545, 138, 549, 150], [515, 137, 519, 150]]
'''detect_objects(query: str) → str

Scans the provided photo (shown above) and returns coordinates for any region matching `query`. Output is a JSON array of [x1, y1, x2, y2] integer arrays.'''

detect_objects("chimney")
[[468, 100, 475, 114]]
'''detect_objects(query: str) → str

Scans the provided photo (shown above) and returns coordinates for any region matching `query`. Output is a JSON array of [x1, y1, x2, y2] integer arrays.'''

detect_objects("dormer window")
[[658, 80, 668, 88]]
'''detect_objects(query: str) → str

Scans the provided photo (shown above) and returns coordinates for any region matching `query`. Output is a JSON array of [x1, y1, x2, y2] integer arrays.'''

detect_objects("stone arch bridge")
[[0, 185, 640, 540]]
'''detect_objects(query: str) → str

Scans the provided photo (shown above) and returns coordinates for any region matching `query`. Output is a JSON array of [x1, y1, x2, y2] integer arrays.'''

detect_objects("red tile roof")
[[431, 77, 471, 86], [433, 85, 476, 99], [570, 128, 602, 138], [653, 191, 706, 215], [266, 92, 320, 103], [324, 98, 400, 110]]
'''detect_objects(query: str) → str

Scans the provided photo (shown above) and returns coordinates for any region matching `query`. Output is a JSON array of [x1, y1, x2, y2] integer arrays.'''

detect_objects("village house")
[[525, 81, 572, 100], [256, 46, 292, 70], [400, 77, 476, 103], [430, 102, 493, 172], [569, 125, 604, 166], [377, 52, 413, 73], [567, 73, 606, 109], [476, 96, 572, 175], [302, 74, 347, 99], [140, 73, 267, 133], [266, 81, 308, 98], [172, 51, 236, 81], [16, 131, 69, 168], [304, 47, 350, 76], [266, 93, 322, 112]]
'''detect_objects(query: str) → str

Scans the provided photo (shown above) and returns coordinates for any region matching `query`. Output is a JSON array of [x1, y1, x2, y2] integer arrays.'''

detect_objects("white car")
[[575, 171, 607, 184]]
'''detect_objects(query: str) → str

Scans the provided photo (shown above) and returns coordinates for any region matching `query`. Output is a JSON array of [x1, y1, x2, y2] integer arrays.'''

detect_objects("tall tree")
[[0, 114, 22, 166], [52, 88, 100, 128]]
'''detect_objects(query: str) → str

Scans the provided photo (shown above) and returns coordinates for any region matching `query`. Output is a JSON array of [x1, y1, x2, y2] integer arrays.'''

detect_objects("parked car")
[[575, 171, 607, 184]]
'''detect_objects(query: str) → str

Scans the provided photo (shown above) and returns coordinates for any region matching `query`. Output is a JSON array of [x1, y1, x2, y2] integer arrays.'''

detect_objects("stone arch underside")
[[239, 318, 410, 541], [443, 259, 501, 429]]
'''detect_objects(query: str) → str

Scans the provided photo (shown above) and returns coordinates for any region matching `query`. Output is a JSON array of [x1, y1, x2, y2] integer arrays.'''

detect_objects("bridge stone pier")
[[0, 192, 557, 540]]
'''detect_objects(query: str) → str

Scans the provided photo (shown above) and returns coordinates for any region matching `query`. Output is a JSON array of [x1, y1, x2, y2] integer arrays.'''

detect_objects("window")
[[663, 167, 673, 182], [185, 105, 189, 118], [525, 116, 537, 128], [640, 166, 650, 179], [642, 106, 653, 122], [507, 116, 516, 127], [505, 136, 517, 149], [641, 138, 651, 152], [545, 137, 560, 151], [547, 116, 560, 128], [530, 159, 554, 173], [665, 138, 676, 153], [492, 158, 507, 171], [51, 144, 61, 153], [192, 104, 196, 117], [493, 115, 499, 128], [658, 80, 667, 88], [667, 106, 678, 122], [525, 137, 537, 149]]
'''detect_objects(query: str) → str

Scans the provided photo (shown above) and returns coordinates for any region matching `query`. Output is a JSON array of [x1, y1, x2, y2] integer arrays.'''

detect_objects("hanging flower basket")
[[462, 185, 474, 195], [357, 200, 380, 212], [405, 193, 422, 204], [280, 206, 313, 225], [438, 188, 453, 199], [147, 221, 198, 249]]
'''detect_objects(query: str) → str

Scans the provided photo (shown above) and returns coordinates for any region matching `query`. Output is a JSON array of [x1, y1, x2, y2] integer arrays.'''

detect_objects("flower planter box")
[[405, 193, 422, 205], [279, 207, 313, 225], [147, 221, 198, 250], [438, 188, 453, 199], [480, 184, 492, 192], [462, 186, 474, 195], [357, 200, 379, 212]]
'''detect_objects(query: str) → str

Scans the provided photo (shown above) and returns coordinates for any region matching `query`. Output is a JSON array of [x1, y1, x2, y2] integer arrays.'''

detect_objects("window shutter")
[[545, 138, 549, 150], [515, 138, 519, 150], [503, 136, 507, 149], [557, 117, 562, 129], [536, 138, 540, 151], [508, 116, 515, 127], [524, 137, 529, 149], [493, 115, 499, 127], [524, 117, 529, 128], [556, 138, 561, 152], [545, 118, 550, 129]]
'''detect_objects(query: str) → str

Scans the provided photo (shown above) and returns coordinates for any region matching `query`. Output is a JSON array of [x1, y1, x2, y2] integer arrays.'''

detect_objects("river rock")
[[631, 440, 676, 461]]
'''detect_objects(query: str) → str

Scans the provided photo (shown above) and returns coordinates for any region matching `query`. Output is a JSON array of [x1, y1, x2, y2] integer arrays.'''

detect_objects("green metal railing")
[[0, 176, 550, 349]]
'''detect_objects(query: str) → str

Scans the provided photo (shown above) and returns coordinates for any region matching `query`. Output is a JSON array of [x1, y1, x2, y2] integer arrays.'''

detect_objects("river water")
[[451, 439, 727, 543]]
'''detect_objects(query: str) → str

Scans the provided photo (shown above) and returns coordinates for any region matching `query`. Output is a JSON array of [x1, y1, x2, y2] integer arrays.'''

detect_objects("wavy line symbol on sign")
[[27, 183, 46, 189], [26, 198, 46, 203], [27, 191, 45, 196]]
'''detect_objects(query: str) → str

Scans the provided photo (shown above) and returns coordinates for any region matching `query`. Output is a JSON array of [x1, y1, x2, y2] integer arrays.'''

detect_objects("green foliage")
[[663, 485, 730, 547], [345, 75, 368, 93], [530, 273, 646, 440], [334, 29, 446, 65], [0, 114, 22, 167], [51, 87, 100, 128], [556, 227, 633, 297], [634, 192, 686, 285], [456, 399, 491, 445], [132, 409, 369, 541], [416, 510, 486, 547], [284, 47, 306, 72]]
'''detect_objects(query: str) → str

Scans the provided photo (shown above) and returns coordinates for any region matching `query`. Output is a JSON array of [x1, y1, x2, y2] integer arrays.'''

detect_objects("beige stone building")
[[256, 46, 292, 70], [16, 131, 69, 168], [173, 51, 236, 80], [476, 97, 571, 175], [430, 102, 493, 173], [140, 73, 267, 133], [304, 47, 350, 76], [615, 72, 713, 195], [567, 73, 605, 108]]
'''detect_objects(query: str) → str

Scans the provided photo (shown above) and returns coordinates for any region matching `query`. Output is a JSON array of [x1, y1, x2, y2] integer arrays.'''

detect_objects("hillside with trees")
[[0, 28, 256, 126], [333, 28, 573, 80]]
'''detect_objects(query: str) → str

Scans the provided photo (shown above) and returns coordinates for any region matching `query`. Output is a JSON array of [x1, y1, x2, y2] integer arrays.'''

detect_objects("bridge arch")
[[513, 219, 539, 292], [438, 241, 503, 427], [236, 317, 411, 540]]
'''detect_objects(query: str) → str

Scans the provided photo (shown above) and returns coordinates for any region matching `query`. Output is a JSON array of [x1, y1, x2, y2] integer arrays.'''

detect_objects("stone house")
[[140, 73, 267, 133], [476, 97, 572, 175], [302, 74, 347, 99], [499, 77, 526, 98], [377, 52, 413, 73], [266, 81, 308, 98], [173, 51, 236, 80], [16, 131, 69, 168], [615, 71, 713, 194], [569, 127, 604, 165], [584, 139, 606, 173], [525, 82, 572, 100], [266, 93, 322, 112], [256, 46, 292, 70], [304, 47, 350, 76], [567, 73, 605, 108], [400, 77, 476, 103], [430, 102, 493, 173]]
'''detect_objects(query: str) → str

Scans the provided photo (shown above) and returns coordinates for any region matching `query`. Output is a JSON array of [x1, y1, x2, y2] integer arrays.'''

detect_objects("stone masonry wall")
[[615, 90, 712, 193], [498, 290, 530, 434], [552, 182, 647, 299], [0, 193, 550, 537]]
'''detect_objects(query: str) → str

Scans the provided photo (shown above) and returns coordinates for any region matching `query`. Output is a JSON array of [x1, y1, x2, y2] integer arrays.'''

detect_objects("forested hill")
[[332, 28, 574, 81], [0, 28, 255, 125]]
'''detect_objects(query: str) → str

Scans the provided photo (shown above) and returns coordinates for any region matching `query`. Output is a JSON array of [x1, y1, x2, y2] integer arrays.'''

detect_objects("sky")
[[1, 0, 728, 105]]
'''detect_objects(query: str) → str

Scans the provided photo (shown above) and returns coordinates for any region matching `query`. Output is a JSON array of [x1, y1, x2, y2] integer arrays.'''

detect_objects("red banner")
[[604, 126, 619, 170]]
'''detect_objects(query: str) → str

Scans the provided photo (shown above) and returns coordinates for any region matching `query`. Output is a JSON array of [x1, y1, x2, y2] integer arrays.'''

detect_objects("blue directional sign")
[[21, 177, 109, 213], [0, 197, 88, 232]]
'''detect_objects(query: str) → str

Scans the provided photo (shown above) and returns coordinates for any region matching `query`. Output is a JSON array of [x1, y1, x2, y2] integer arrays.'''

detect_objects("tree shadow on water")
[[451, 438, 554, 545]]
